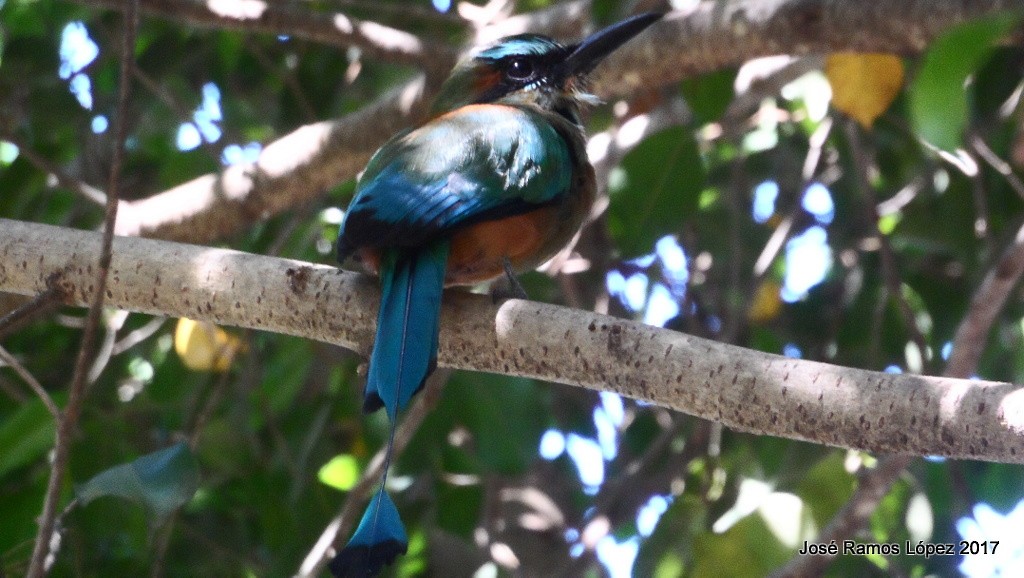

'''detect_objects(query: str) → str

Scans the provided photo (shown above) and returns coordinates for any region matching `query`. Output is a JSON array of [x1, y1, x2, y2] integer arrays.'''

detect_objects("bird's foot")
[[491, 258, 528, 303]]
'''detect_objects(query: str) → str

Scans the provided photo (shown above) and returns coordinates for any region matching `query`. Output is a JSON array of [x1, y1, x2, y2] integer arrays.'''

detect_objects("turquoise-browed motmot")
[[331, 13, 661, 576]]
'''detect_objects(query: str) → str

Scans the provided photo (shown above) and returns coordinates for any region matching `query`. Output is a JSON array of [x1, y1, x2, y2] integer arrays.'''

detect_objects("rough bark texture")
[[77, 0, 457, 70], [3, 218, 1022, 463]]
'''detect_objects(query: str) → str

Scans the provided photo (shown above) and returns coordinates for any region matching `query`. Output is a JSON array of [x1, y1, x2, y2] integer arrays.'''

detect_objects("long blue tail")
[[331, 241, 448, 577], [363, 241, 448, 419]]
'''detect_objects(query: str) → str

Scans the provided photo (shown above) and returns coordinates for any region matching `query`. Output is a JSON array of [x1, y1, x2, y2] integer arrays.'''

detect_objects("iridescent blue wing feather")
[[337, 105, 572, 261]]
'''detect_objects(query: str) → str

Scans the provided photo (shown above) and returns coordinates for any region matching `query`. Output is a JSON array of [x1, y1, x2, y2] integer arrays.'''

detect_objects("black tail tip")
[[329, 540, 408, 578], [362, 392, 384, 414]]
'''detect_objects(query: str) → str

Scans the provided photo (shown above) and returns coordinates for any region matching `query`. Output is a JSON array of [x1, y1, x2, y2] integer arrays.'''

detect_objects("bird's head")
[[431, 12, 662, 123]]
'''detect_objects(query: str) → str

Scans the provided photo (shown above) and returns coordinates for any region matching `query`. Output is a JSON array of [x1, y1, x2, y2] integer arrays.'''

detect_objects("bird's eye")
[[505, 58, 535, 81]]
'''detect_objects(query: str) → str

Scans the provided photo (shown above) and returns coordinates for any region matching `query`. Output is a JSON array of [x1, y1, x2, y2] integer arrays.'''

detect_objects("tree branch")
[[3, 218, 1023, 464], [73, 0, 457, 72], [598, 0, 1023, 96], [113, 76, 430, 241], [26, 2, 138, 574], [1, 133, 108, 206], [0, 286, 64, 342], [946, 220, 1024, 375], [0, 344, 61, 420]]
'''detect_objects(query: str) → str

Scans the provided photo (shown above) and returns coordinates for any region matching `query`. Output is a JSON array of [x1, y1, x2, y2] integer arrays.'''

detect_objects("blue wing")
[[337, 104, 572, 260]]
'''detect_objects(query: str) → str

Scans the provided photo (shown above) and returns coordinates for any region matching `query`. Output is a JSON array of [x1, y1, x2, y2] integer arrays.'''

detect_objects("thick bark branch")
[[75, 0, 457, 71], [113, 77, 431, 240], [103, 0, 1023, 245], [596, 0, 1022, 96], [3, 219, 1023, 464]]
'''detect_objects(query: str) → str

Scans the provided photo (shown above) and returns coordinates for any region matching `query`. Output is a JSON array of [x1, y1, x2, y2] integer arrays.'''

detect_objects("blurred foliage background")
[[2, 0, 1024, 576]]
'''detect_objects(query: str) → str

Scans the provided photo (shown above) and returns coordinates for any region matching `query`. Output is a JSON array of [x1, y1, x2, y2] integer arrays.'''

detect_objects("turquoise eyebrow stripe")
[[476, 36, 563, 60]]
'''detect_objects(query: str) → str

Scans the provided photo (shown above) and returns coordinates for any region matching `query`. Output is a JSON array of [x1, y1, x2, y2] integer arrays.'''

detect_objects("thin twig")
[[946, 219, 1024, 376], [111, 316, 167, 355], [970, 133, 1024, 201], [0, 287, 63, 342], [178, 521, 263, 569], [875, 176, 925, 218], [87, 310, 125, 385], [149, 512, 178, 578], [245, 42, 318, 124], [131, 68, 225, 163], [843, 118, 932, 370], [0, 374, 29, 402], [752, 211, 795, 279], [264, 200, 322, 257], [723, 133, 747, 343], [152, 331, 251, 574], [26, 3, 137, 575], [964, 147, 995, 254], [0, 345, 60, 419], [185, 357, 232, 447], [0, 134, 108, 206]]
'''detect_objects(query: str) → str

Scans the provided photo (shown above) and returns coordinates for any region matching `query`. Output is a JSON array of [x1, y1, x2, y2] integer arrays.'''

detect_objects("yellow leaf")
[[826, 53, 905, 129], [174, 318, 242, 372], [748, 280, 783, 323]]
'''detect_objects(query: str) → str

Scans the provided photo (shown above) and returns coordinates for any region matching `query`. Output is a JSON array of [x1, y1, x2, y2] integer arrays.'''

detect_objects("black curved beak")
[[559, 12, 663, 79]]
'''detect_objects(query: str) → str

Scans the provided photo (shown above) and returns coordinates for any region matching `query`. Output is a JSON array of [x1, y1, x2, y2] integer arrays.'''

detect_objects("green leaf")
[[0, 397, 57, 479], [691, 514, 790, 577], [76, 442, 200, 521], [909, 13, 1020, 152], [412, 374, 547, 476], [682, 68, 736, 124], [607, 127, 706, 257], [458, 375, 546, 475], [796, 453, 854, 528], [258, 337, 312, 416], [318, 454, 360, 491], [870, 478, 910, 543], [436, 483, 482, 537]]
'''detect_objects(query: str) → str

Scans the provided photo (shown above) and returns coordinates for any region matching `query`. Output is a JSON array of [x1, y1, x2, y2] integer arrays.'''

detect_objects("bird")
[[330, 12, 662, 577]]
